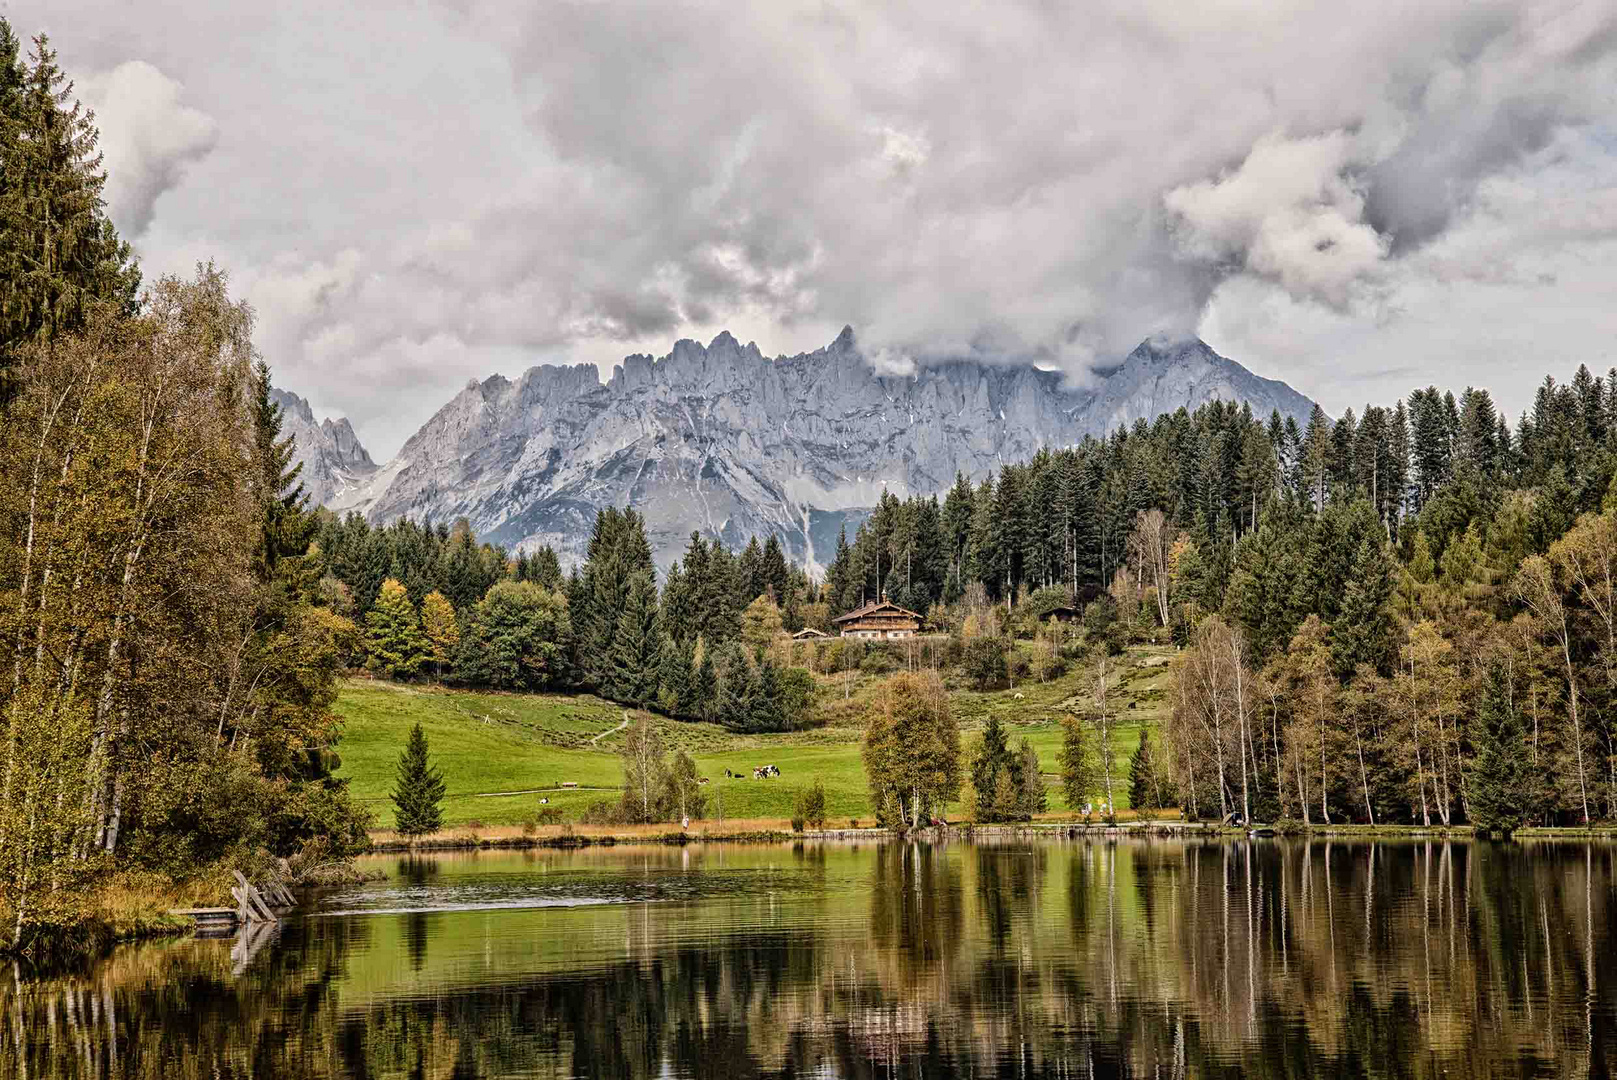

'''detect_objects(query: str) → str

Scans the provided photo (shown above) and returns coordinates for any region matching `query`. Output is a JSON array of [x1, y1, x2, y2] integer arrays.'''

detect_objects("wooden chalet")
[[832, 596, 924, 639], [1044, 605, 1080, 623], [791, 626, 830, 640]]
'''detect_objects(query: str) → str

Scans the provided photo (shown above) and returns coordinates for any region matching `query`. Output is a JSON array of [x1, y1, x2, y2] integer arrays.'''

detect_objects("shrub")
[[963, 636, 1008, 690], [859, 648, 897, 676], [796, 779, 828, 830], [537, 806, 565, 826], [1009, 654, 1031, 682], [849, 818, 859, 829], [578, 798, 622, 826], [790, 817, 805, 832], [1039, 656, 1069, 681]]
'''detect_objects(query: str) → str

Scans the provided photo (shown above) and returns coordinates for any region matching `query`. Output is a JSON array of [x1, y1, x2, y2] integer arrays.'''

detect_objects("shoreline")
[[361, 820, 1617, 853]]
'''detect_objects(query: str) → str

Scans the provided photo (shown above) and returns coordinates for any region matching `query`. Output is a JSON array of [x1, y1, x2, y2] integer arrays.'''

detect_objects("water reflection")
[[5, 838, 1616, 1078]]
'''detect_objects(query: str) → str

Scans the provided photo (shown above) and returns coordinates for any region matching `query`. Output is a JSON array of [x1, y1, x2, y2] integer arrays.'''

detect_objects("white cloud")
[[78, 61, 216, 236], [12, 0, 1617, 457], [1165, 132, 1389, 308]]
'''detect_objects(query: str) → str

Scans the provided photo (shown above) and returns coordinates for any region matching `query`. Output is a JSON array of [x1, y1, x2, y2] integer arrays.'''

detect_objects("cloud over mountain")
[[17, 0, 1617, 455]]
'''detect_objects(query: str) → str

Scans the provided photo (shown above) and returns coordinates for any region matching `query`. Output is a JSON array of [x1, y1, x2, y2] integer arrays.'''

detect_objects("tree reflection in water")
[[3, 839, 1615, 1078]]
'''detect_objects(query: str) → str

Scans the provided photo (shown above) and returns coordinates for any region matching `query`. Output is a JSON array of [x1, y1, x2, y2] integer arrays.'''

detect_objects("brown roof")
[[832, 599, 924, 624]]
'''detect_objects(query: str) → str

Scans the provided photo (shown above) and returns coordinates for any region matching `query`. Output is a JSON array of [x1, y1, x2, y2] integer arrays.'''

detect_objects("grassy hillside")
[[333, 643, 1175, 830]]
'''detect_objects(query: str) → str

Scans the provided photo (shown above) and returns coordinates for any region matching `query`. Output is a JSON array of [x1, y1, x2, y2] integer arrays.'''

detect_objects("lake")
[[7, 837, 1617, 1078]]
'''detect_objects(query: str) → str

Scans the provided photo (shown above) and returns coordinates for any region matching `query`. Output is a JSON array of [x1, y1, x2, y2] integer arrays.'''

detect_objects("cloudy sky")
[[10, 0, 1617, 457]]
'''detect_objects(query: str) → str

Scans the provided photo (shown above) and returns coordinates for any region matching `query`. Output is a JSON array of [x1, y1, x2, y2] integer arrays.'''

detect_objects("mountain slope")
[[270, 389, 379, 508], [325, 330, 1316, 568]]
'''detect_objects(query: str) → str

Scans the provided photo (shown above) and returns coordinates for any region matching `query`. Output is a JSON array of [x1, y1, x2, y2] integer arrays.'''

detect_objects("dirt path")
[[590, 711, 631, 746]]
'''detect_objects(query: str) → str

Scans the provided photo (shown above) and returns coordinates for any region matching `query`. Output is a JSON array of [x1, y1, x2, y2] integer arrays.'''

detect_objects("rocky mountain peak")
[[316, 329, 1317, 570], [269, 388, 379, 507]]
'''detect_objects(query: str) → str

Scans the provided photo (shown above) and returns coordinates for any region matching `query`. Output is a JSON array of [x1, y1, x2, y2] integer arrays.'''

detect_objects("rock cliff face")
[[323, 329, 1315, 569], [269, 389, 379, 508]]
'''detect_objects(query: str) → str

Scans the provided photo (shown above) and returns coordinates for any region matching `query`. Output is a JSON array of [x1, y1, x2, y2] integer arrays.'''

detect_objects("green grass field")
[[332, 643, 1174, 830]]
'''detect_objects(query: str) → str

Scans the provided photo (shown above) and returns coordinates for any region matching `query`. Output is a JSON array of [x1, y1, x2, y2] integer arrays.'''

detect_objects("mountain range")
[[283, 330, 1316, 569], [269, 388, 379, 508]]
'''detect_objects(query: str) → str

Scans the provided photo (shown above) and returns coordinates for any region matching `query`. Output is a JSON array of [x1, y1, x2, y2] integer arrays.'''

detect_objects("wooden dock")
[[170, 871, 296, 936]]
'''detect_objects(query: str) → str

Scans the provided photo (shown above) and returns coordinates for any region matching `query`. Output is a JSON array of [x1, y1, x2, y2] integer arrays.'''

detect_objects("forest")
[[0, 23, 369, 954], [819, 372, 1617, 831], [313, 350, 1617, 831]]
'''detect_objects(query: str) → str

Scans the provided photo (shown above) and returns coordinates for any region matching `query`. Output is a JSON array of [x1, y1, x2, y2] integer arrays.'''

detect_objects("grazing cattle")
[[697, 777, 710, 785], [752, 765, 781, 779], [539, 797, 549, 805], [1013, 692, 1025, 701]]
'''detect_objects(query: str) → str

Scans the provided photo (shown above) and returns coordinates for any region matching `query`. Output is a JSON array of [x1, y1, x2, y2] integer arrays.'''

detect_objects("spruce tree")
[[392, 723, 445, 838], [761, 534, 789, 603], [1059, 714, 1094, 815], [0, 26, 140, 394], [1017, 738, 1046, 818], [693, 646, 718, 721], [970, 714, 1013, 821], [655, 633, 691, 714], [1128, 730, 1158, 811], [609, 569, 661, 706], [1468, 663, 1531, 835], [532, 545, 564, 591], [1331, 533, 1397, 677]]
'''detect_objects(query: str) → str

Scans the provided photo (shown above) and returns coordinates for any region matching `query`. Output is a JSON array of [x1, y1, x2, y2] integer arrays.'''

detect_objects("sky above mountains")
[[15, 0, 1617, 458]]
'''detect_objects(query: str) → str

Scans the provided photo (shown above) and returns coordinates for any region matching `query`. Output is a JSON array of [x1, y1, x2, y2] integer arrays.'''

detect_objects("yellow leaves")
[[420, 590, 459, 667]]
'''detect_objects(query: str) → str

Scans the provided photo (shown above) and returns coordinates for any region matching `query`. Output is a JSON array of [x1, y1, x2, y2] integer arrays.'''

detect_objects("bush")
[[791, 817, 805, 832], [578, 798, 622, 826], [963, 636, 1008, 690], [849, 818, 860, 829], [796, 779, 828, 830], [859, 648, 897, 676], [536, 806, 565, 826], [1009, 655, 1031, 682], [1038, 656, 1069, 681]]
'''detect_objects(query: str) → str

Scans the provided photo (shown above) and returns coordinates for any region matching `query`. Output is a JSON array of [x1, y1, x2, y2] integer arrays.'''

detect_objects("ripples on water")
[[6, 838, 1617, 1078]]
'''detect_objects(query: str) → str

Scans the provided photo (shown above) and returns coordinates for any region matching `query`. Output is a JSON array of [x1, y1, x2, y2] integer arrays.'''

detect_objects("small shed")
[[1044, 605, 1080, 623], [833, 596, 924, 640]]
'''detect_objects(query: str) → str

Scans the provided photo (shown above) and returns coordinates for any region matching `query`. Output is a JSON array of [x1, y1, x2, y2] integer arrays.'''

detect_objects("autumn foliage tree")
[[862, 672, 961, 830]]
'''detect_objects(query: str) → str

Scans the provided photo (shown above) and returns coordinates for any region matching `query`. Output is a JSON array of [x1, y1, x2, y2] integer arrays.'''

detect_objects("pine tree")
[[532, 545, 563, 590], [1059, 714, 1094, 815], [1128, 730, 1158, 811], [971, 714, 1013, 821], [392, 723, 446, 838], [609, 569, 661, 706], [693, 645, 718, 721], [0, 26, 140, 393], [1468, 663, 1532, 835], [366, 578, 428, 678], [761, 534, 789, 603], [1017, 738, 1046, 818]]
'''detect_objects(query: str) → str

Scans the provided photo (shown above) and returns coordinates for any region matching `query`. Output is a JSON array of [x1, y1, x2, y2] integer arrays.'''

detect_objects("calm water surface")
[[8, 837, 1617, 1078]]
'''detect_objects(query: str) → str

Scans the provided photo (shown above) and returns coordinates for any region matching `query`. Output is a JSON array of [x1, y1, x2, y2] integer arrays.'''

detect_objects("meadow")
[[332, 643, 1175, 831]]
